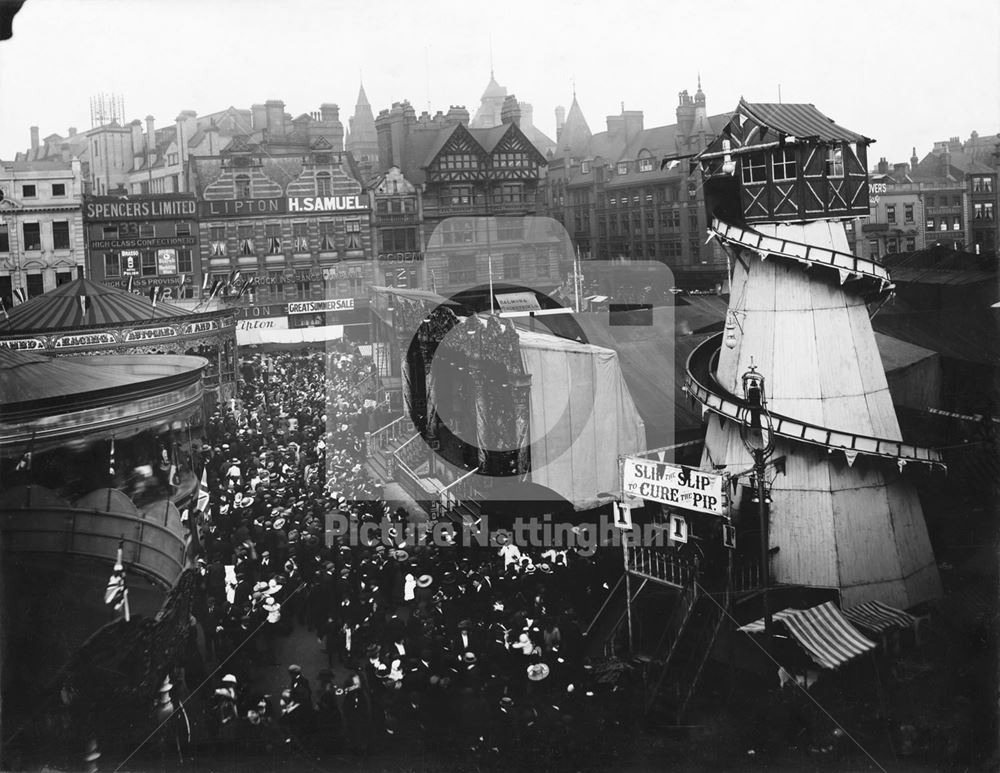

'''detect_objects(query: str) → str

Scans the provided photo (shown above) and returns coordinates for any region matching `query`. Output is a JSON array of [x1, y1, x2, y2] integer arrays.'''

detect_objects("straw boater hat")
[[272, 517, 286, 530], [222, 674, 237, 685], [527, 663, 550, 682], [392, 549, 409, 562], [463, 651, 477, 664], [417, 574, 433, 588]]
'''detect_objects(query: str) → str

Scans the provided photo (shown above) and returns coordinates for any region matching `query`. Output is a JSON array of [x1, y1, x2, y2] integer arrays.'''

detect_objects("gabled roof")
[[468, 125, 510, 154], [738, 99, 871, 144]]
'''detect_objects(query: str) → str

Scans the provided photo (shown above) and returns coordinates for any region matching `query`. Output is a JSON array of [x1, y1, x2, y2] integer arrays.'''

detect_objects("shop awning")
[[843, 600, 917, 636], [237, 325, 343, 346], [739, 601, 877, 669]]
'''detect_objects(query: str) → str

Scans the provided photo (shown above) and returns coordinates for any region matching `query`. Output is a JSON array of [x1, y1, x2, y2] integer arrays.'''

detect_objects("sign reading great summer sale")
[[622, 458, 726, 516]]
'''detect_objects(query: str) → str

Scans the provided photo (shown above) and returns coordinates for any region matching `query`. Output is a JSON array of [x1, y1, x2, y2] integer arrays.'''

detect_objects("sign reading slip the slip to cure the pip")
[[622, 458, 726, 516]]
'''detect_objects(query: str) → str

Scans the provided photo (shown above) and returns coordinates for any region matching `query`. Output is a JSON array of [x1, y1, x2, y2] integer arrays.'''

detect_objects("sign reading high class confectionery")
[[622, 458, 726, 516], [287, 195, 369, 213]]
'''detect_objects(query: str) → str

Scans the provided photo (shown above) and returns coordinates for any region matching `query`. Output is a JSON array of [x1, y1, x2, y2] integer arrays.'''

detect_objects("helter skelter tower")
[[687, 100, 943, 610]]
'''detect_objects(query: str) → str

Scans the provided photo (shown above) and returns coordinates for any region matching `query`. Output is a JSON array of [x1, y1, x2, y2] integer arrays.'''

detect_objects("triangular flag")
[[897, 459, 907, 473], [79, 295, 90, 316], [126, 274, 135, 293], [13, 287, 26, 304], [844, 449, 858, 468], [838, 269, 850, 285], [196, 467, 210, 516], [109, 438, 116, 477], [16, 451, 31, 471], [202, 273, 211, 291], [657, 449, 667, 463]]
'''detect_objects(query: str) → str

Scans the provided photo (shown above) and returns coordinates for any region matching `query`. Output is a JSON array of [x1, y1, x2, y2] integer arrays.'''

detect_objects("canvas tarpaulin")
[[516, 329, 646, 510], [739, 601, 877, 670], [236, 325, 343, 346]]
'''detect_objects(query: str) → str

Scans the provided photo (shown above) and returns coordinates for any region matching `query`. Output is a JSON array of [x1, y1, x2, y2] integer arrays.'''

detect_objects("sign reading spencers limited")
[[622, 458, 726, 516]]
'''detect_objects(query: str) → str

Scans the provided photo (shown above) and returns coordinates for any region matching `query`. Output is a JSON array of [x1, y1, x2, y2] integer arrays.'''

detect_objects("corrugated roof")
[[739, 601, 877, 669], [2, 277, 189, 333], [740, 99, 871, 144]]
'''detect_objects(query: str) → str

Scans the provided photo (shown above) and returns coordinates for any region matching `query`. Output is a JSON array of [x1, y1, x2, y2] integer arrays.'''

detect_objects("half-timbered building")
[[699, 99, 872, 225], [374, 102, 554, 297]]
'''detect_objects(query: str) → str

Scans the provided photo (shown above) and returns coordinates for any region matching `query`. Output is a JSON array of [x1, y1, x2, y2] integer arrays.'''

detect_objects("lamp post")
[[740, 362, 775, 636]]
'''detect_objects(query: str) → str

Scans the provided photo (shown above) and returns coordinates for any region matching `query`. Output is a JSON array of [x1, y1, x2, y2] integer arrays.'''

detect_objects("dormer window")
[[617, 162, 629, 175], [235, 174, 251, 198], [772, 149, 796, 181], [581, 161, 591, 174], [316, 172, 331, 196], [639, 158, 654, 172]]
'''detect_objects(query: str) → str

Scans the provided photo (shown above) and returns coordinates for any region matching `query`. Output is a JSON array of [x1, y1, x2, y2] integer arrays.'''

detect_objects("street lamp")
[[739, 361, 775, 635]]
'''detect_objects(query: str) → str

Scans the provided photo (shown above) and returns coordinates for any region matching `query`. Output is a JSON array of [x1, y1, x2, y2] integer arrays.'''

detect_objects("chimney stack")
[[877, 157, 888, 175], [146, 115, 156, 151], [252, 104, 267, 130], [265, 100, 286, 137], [68, 127, 77, 137], [555, 106, 566, 134], [500, 95, 521, 126], [30, 126, 39, 150]]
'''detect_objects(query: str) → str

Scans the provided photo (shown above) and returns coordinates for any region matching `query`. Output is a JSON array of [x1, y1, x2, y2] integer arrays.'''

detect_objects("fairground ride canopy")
[[0, 277, 238, 400]]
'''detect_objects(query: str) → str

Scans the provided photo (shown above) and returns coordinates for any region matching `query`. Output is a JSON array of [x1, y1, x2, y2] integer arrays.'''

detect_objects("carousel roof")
[[2, 277, 189, 333], [0, 349, 205, 407]]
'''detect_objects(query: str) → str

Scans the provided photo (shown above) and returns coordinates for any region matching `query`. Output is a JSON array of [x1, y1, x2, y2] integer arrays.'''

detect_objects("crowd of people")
[[172, 345, 627, 765]]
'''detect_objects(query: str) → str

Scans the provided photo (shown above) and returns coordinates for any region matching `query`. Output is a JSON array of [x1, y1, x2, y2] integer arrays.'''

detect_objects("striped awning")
[[3, 277, 189, 332], [739, 601, 877, 670], [843, 600, 917, 636]]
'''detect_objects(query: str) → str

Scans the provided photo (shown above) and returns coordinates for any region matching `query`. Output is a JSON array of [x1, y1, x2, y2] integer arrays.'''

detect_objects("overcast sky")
[[1, 0, 998, 167]]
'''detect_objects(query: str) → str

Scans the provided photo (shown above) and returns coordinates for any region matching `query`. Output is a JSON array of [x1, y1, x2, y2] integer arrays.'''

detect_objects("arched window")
[[316, 172, 331, 196]]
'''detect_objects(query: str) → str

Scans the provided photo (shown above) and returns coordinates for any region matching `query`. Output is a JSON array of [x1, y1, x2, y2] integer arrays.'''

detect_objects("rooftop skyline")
[[0, 0, 997, 167]]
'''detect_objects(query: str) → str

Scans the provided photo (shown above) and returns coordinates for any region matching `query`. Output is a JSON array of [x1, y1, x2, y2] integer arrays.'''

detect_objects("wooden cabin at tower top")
[[695, 99, 874, 225]]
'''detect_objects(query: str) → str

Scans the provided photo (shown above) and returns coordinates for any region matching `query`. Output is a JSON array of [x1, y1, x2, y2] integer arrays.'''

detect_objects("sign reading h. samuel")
[[622, 458, 726, 516]]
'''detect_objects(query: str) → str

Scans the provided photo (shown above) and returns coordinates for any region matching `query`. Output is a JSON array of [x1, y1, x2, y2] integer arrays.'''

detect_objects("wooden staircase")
[[364, 415, 483, 523]]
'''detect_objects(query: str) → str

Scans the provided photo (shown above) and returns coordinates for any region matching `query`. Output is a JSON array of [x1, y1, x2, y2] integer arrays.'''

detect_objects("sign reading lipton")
[[198, 198, 287, 218], [288, 195, 369, 213], [622, 458, 726, 516], [84, 197, 197, 221], [287, 298, 355, 315]]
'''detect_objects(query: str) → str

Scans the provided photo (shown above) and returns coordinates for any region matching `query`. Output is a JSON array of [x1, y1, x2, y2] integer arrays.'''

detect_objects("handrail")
[[627, 546, 697, 588], [710, 217, 891, 290], [642, 564, 702, 712], [676, 597, 727, 721], [586, 575, 625, 638], [685, 333, 946, 468], [439, 467, 481, 511]]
